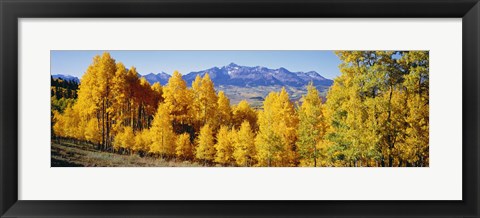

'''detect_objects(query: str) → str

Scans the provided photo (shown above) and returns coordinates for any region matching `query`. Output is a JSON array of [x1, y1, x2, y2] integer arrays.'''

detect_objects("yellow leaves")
[[255, 88, 298, 167], [191, 73, 219, 129], [152, 82, 162, 95], [113, 126, 135, 151], [195, 124, 215, 162], [52, 110, 66, 138], [176, 133, 193, 160], [150, 103, 176, 156], [163, 71, 193, 128], [54, 106, 84, 140], [134, 129, 151, 153], [214, 125, 234, 165], [217, 91, 232, 127], [326, 51, 429, 167], [84, 118, 101, 145], [52, 51, 428, 167], [233, 121, 256, 167], [232, 100, 257, 130], [297, 83, 326, 167]]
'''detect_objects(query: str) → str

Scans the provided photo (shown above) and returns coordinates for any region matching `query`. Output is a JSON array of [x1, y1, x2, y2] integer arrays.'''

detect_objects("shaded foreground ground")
[[51, 140, 201, 167]]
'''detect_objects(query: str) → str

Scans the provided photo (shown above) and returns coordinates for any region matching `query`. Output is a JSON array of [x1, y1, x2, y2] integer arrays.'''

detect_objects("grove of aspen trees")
[[52, 51, 429, 167]]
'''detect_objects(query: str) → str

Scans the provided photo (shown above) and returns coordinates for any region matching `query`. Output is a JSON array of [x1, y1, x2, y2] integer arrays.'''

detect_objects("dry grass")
[[51, 140, 202, 167]]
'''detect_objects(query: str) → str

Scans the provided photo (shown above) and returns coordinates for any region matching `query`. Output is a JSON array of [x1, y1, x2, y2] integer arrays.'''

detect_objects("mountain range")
[[52, 63, 333, 107], [53, 63, 333, 88], [51, 74, 80, 83], [141, 72, 171, 86], [182, 63, 332, 88]]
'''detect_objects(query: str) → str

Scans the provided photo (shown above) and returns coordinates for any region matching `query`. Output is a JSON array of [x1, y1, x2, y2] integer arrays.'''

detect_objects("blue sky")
[[51, 50, 342, 79]]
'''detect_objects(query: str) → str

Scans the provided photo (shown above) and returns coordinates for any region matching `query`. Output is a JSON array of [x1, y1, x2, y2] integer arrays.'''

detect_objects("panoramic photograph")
[[51, 50, 429, 167]]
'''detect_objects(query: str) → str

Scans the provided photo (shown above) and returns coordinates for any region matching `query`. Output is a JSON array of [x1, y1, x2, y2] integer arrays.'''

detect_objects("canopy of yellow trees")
[[53, 51, 429, 167]]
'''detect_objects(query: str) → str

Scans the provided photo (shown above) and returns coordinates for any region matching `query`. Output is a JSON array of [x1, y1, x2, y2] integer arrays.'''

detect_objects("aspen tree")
[[297, 82, 326, 167], [150, 103, 176, 157], [195, 124, 215, 164], [216, 91, 232, 127], [233, 121, 256, 166], [134, 129, 151, 154], [255, 92, 284, 166], [176, 133, 193, 160], [198, 74, 219, 129], [232, 100, 257, 131], [163, 71, 194, 134], [113, 126, 135, 153], [214, 125, 234, 165]]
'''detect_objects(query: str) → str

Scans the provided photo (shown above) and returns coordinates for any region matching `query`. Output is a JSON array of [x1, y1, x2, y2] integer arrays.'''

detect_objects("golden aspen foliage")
[[214, 125, 234, 165], [53, 107, 84, 141], [75, 55, 101, 118], [403, 95, 429, 166], [192, 74, 202, 91], [326, 51, 392, 166], [385, 90, 409, 165], [191, 75, 204, 132], [134, 129, 151, 153], [232, 100, 258, 131], [325, 51, 429, 167], [297, 82, 327, 167], [151, 82, 164, 105], [255, 88, 298, 167], [162, 71, 194, 134], [84, 118, 102, 145], [324, 73, 353, 166], [150, 103, 176, 157], [216, 91, 232, 127], [255, 92, 284, 167], [52, 111, 66, 138], [137, 77, 157, 129], [113, 126, 135, 152], [196, 74, 219, 129], [397, 51, 429, 166], [195, 124, 216, 164], [175, 133, 193, 160], [111, 62, 129, 136], [63, 106, 84, 140], [51, 51, 428, 167], [233, 121, 256, 167], [276, 87, 299, 166], [53, 52, 162, 153], [96, 52, 118, 149], [64, 52, 119, 150], [71, 56, 103, 145]]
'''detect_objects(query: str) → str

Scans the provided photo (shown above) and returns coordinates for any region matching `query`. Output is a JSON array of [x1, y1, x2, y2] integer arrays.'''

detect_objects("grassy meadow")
[[51, 139, 201, 167]]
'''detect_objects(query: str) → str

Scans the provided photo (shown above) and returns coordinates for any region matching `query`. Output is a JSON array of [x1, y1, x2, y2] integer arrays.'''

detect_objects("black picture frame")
[[1, 0, 479, 217]]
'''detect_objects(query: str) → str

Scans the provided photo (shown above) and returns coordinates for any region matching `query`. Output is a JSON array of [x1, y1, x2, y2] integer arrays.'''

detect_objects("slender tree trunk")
[[387, 85, 394, 167], [130, 101, 134, 129], [102, 98, 105, 150], [106, 102, 110, 150]]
